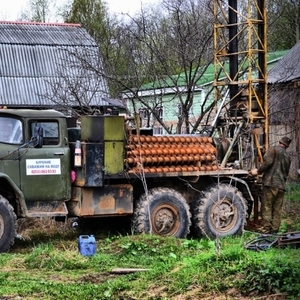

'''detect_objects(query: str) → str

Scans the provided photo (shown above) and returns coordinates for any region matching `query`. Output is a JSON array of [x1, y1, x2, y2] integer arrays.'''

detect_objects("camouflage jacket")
[[258, 145, 291, 190]]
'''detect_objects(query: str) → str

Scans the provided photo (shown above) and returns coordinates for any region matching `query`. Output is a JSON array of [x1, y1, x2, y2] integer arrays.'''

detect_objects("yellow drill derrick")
[[213, 0, 268, 164]]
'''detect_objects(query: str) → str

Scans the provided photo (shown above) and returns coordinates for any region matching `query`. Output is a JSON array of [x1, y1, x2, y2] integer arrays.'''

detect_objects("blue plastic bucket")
[[78, 235, 96, 256]]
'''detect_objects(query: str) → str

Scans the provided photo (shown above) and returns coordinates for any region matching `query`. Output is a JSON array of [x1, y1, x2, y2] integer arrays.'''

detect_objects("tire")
[[0, 195, 17, 252], [131, 187, 191, 238], [192, 183, 247, 238]]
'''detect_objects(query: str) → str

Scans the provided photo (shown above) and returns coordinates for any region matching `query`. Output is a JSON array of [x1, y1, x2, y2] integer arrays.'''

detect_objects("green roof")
[[139, 50, 289, 91]]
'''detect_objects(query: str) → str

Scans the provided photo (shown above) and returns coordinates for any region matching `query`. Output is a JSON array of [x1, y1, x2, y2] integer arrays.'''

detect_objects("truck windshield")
[[0, 117, 23, 144]]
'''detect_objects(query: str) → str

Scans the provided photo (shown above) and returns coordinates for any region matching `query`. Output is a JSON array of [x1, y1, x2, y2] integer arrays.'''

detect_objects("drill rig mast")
[[213, 0, 268, 170]]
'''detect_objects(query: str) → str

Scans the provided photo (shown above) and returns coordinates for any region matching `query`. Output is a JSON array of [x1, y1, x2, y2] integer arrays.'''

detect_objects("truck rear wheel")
[[132, 187, 191, 238], [192, 184, 247, 238], [0, 196, 17, 252]]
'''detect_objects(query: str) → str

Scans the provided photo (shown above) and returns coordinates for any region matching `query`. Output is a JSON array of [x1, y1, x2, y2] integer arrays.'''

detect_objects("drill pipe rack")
[[125, 134, 218, 174]]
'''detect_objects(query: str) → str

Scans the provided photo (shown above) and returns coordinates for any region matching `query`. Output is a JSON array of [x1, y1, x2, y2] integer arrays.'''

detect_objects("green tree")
[[20, 0, 59, 22], [267, 0, 300, 50], [107, 0, 215, 134], [63, 0, 108, 42], [63, 0, 129, 96], [61, 0, 215, 134], [31, 0, 49, 22]]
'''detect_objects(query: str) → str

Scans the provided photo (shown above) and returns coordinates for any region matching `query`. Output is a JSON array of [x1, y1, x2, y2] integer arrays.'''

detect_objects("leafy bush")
[[285, 183, 300, 203], [239, 250, 300, 297]]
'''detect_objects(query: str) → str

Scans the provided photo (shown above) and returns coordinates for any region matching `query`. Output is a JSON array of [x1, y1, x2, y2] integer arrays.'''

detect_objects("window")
[[153, 127, 163, 135], [30, 121, 59, 146], [0, 117, 23, 144], [154, 106, 163, 119], [139, 108, 149, 119]]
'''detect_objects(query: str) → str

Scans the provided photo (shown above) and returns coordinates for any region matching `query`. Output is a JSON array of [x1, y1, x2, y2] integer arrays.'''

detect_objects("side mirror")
[[34, 125, 43, 148]]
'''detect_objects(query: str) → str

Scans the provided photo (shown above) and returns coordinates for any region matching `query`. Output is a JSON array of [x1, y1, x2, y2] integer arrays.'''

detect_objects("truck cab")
[[0, 109, 71, 219]]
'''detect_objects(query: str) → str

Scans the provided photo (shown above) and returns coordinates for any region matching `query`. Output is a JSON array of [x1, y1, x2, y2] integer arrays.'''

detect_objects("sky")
[[0, 0, 158, 21]]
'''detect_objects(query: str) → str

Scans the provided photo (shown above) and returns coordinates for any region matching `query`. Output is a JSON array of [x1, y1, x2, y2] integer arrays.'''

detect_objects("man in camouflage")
[[255, 136, 292, 233]]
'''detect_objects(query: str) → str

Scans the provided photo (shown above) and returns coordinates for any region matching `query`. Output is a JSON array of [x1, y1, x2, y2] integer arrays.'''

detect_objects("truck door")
[[19, 119, 71, 202]]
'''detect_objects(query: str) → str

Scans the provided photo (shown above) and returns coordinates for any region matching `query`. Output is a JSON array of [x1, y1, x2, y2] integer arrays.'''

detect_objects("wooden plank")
[[111, 268, 150, 274]]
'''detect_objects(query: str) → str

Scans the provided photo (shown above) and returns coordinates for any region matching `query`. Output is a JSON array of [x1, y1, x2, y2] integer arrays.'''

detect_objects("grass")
[[2, 232, 300, 299], [1, 184, 300, 300]]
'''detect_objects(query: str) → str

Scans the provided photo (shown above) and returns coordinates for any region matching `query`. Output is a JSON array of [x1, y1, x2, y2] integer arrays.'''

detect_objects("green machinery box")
[[80, 115, 125, 175]]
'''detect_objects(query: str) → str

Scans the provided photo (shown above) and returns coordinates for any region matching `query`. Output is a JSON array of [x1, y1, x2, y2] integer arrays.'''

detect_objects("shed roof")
[[0, 22, 118, 110], [268, 41, 300, 83], [0, 22, 96, 46]]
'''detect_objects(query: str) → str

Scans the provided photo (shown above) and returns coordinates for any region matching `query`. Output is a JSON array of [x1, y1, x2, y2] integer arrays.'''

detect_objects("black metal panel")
[[85, 143, 104, 186], [81, 115, 105, 142], [228, 0, 239, 111], [73, 142, 104, 187], [257, 0, 266, 94], [68, 128, 81, 143]]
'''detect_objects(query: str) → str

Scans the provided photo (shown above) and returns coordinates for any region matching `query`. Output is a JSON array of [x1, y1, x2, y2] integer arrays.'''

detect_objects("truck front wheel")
[[132, 187, 191, 238], [192, 184, 247, 238], [0, 196, 17, 252]]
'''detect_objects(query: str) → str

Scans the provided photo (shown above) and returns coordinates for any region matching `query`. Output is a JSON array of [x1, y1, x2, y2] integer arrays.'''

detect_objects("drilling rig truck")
[[0, 108, 255, 252], [0, 0, 268, 252]]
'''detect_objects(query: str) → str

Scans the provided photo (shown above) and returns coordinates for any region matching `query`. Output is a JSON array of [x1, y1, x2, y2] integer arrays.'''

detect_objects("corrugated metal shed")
[[268, 41, 300, 83], [0, 21, 114, 109], [0, 22, 96, 46]]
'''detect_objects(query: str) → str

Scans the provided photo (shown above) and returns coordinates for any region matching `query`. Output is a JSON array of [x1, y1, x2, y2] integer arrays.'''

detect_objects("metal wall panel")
[[0, 22, 110, 108]]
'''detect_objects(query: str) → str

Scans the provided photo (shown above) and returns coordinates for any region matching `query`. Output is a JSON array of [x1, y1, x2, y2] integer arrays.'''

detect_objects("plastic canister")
[[78, 235, 96, 256]]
